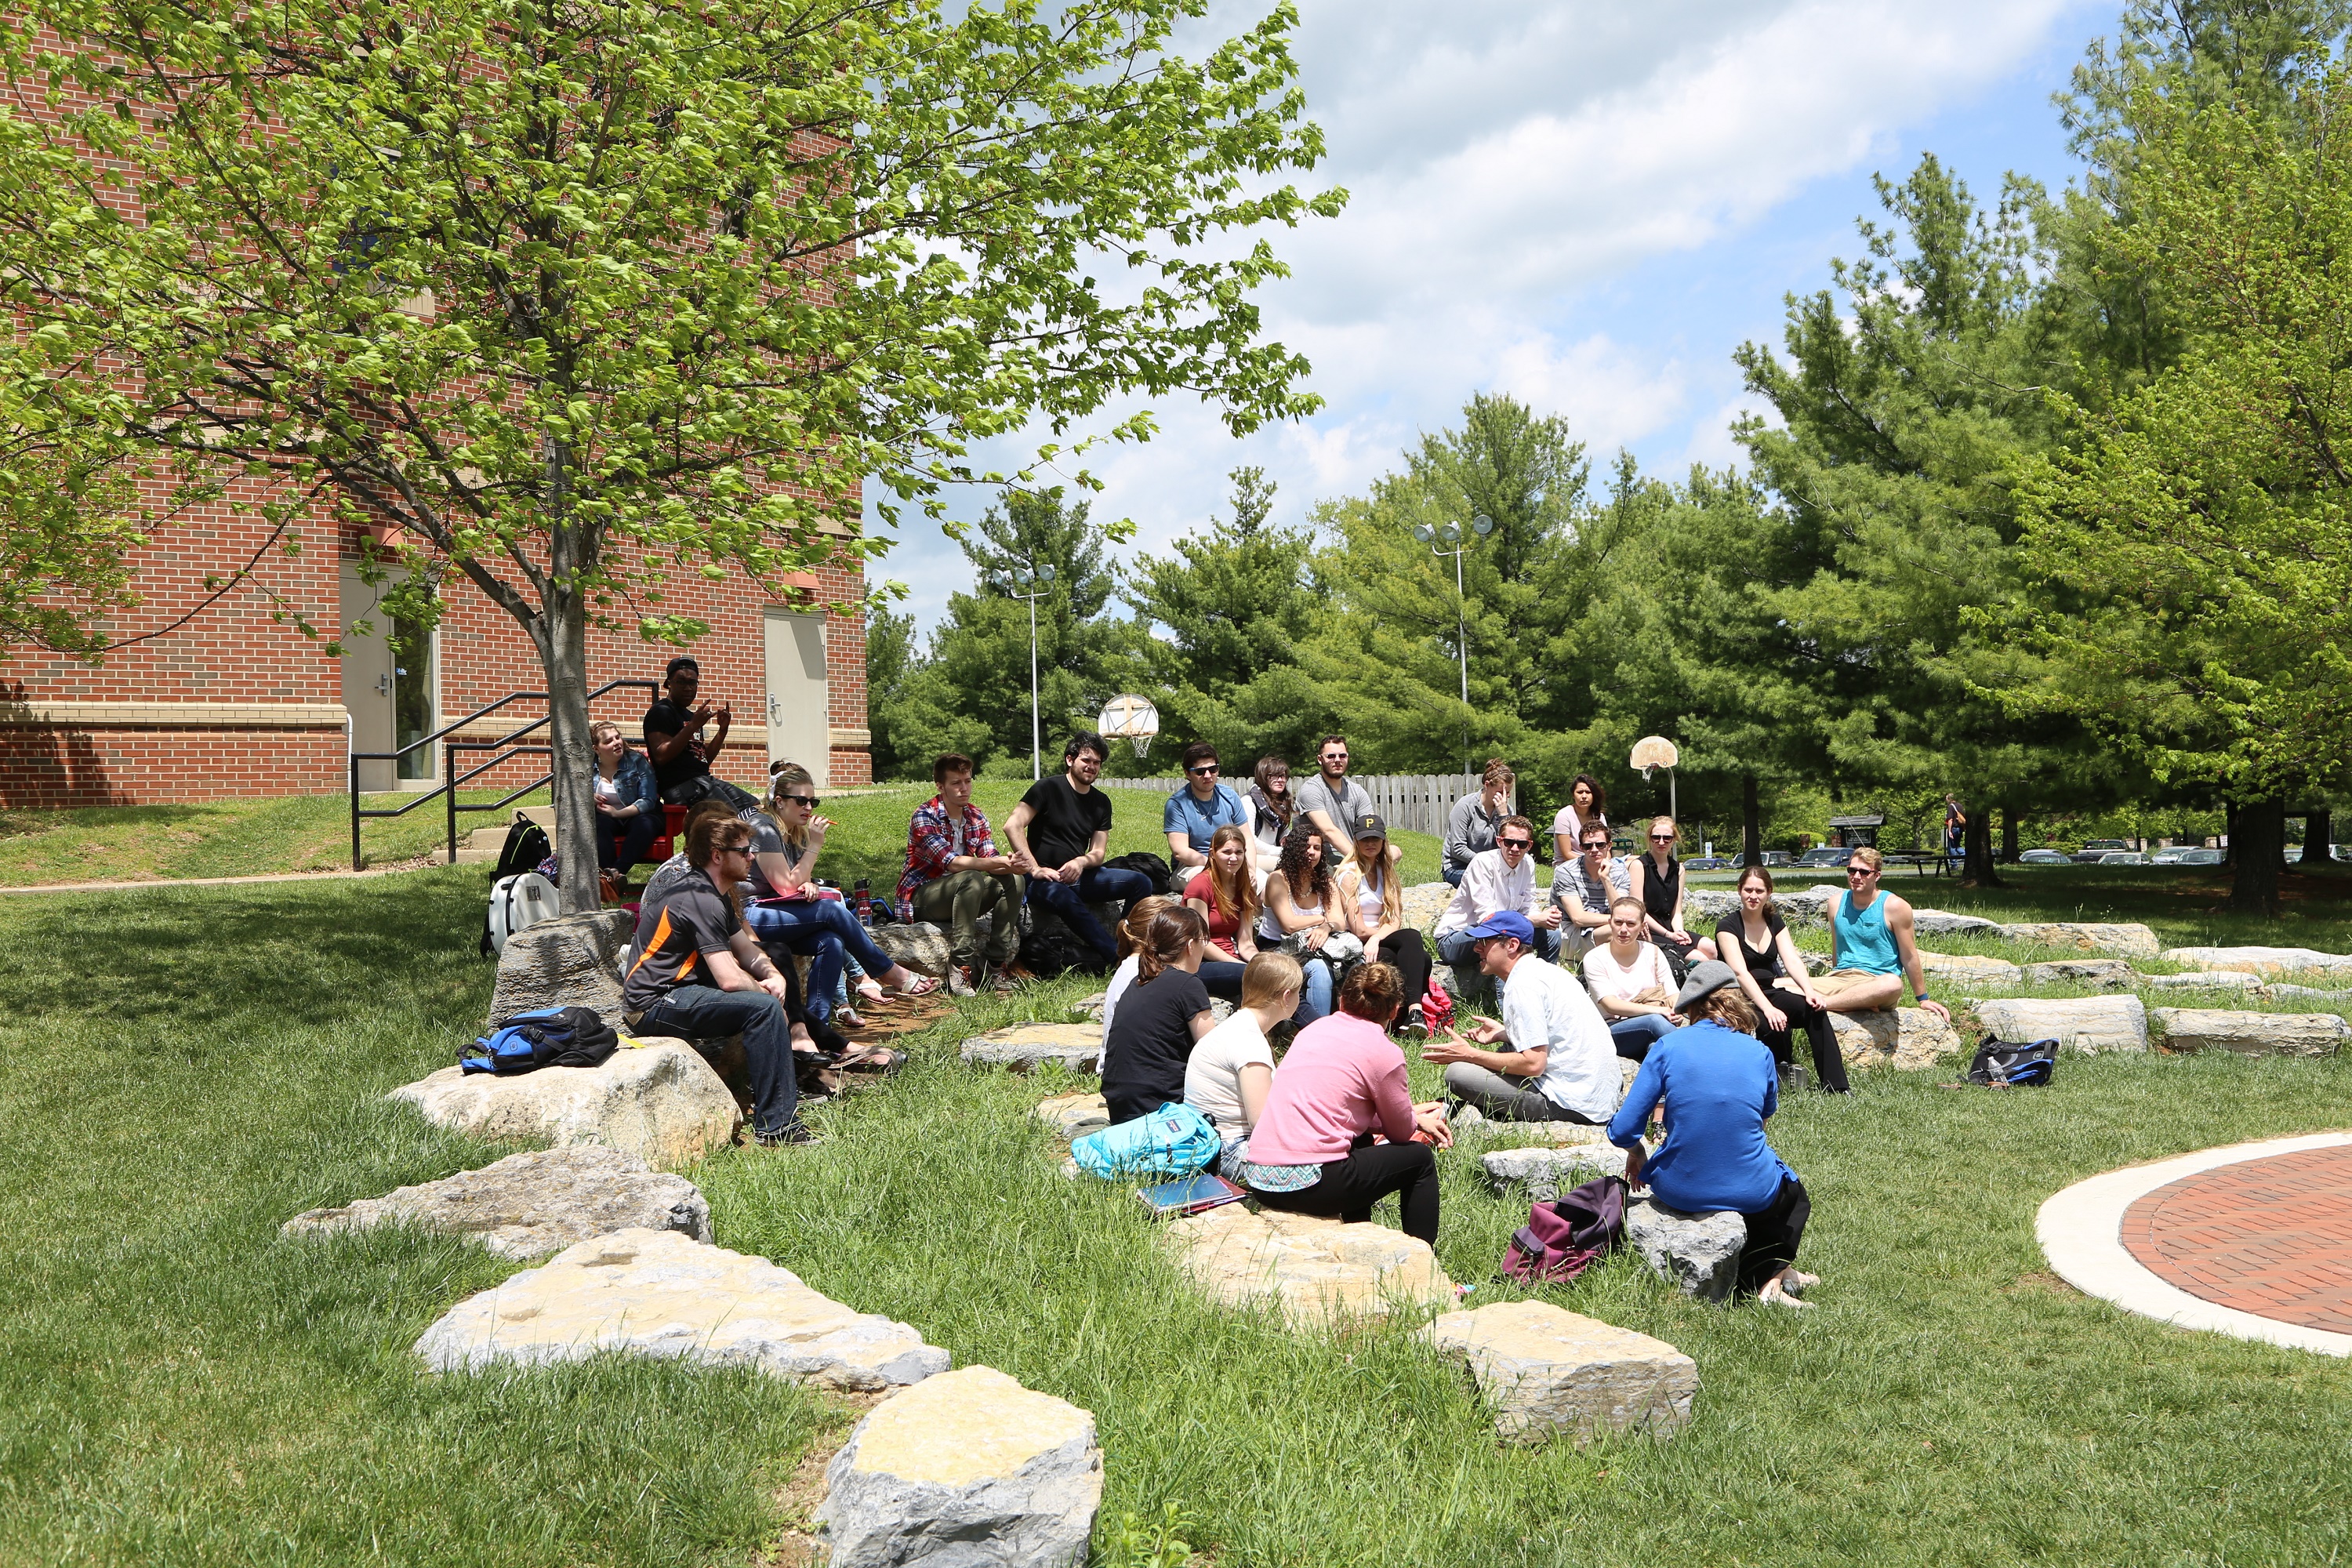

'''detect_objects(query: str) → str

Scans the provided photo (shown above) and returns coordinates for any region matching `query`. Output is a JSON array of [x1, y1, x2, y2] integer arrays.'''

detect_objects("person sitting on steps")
[[1420, 909, 1618, 1126], [1433, 813, 1562, 976], [1628, 815, 1719, 974], [641, 655, 760, 812], [589, 720, 660, 887], [1815, 847, 1954, 1029], [1100, 906, 1219, 1126], [1583, 897, 1685, 1062], [1338, 815, 1433, 1037], [1715, 864, 1849, 1093], [1003, 731, 1155, 975], [1163, 742, 1250, 872], [898, 751, 1028, 997], [1609, 961, 1820, 1308]]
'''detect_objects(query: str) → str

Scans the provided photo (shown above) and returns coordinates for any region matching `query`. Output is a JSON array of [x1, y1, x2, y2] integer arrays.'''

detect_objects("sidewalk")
[[0, 862, 441, 896]]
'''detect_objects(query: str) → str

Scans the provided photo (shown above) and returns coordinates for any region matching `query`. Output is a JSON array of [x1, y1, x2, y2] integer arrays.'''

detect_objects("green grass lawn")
[[5, 869, 2352, 1565]]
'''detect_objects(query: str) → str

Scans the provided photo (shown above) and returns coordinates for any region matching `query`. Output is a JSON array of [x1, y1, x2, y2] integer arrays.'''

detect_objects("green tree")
[[0, 412, 145, 659], [0, 0, 1338, 909], [862, 604, 927, 782]]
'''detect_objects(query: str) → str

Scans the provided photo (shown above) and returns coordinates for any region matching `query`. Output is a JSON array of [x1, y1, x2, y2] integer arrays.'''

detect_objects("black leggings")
[[1757, 983, 1849, 1093], [1738, 1175, 1811, 1295], [1377, 929, 1432, 1018], [1250, 1137, 1439, 1245]]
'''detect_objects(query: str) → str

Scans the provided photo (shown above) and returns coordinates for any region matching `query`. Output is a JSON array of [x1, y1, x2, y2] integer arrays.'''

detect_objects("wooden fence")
[[1097, 773, 1516, 843]]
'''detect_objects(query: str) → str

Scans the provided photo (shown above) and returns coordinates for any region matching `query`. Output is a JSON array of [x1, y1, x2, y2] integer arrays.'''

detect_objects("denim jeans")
[[597, 811, 660, 873], [1025, 865, 1156, 968], [1442, 864, 1467, 887], [1293, 955, 1334, 1026], [630, 983, 799, 1140], [1607, 1012, 1677, 1061], [742, 896, 900, 1024]]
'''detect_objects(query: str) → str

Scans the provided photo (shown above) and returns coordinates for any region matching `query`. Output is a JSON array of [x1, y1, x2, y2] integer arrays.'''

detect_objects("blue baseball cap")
[[1460, 910, 1535, 946]]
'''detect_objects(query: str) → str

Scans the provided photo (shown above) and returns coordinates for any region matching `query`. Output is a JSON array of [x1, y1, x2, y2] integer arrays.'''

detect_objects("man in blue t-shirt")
[[1162, 742, 1249, 871]]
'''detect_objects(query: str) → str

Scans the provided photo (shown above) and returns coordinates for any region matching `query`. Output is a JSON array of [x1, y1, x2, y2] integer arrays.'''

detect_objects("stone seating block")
[[1624, 1199, 1747, 1302], [1970, 995, 2148, 1054], [2023, 958, 2133, 989], [281, 1145, 710, 1259], [959, 1022, 1102, 1073], [2159, 945, 2352, 978], [1829, 1006, 1962, 1070], [2139, 970, 2264, 992], [2152, 1008, 2349, 1058], [1912, 910, 2005, 938], [1482, 1143, 1628, 1200], [1998, 922, 2160, 960], [1419, 1300, 1697, 1443], [1159, 1205, 1455, 1327], [1918, 951, 2023, 989], [390, 1039, 741, 1166], [1033, 1091, 1111, 1143], [868, 920, 951, 978], [488, 909, 634, 1028]]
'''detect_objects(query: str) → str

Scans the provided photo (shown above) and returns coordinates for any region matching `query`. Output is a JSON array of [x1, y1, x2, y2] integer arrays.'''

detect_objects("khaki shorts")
[[1813, 968, 1898, 1000]]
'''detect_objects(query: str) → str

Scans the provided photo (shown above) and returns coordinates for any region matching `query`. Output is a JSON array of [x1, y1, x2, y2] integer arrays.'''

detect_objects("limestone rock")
[[2264, 983, 2352, 1004], [1801, 949, 1834, 977], [1829, 1007, 1962, 1070], [2139, 970, 2264, 992], [1403, 880, 1455, 933], [488, 909, 633, 1028], [390, 1040, 740, 1165], [1997, 922, 2160, 960], [281, 1145, 709, 1259], [1683, 888, 1739, 924], [1969, 995, 2148, 1054], [1775, 885, 1835, 930], [869, 921, 951, 979], [1458, 1119, 1610, 1149], [1160, 1205, 1455, 1327], [2023, 958, 2133, 990], [1419, 1300, 1697, 1444], [958, 1022, 1102, 1074], [1482, 1143, 1628, 1200], [1918, 951, 2023, 989], [1072, 991, 1109, 1024], [814, 1365, 1102, 1568], [1912, 909, 2005, 938], [412, 1228, 948, 1391], [1624, 1200, 1748, 1302], [2152, 1008, 2349, 1057], [2158, 945, 2352, 978], [1033, 1091, 1110, 1143]]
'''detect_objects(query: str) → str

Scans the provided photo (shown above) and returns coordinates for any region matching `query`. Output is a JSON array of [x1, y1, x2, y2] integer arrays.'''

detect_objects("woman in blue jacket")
[[1607, 960, 1819, 1308], [590, 721, 662, 877]]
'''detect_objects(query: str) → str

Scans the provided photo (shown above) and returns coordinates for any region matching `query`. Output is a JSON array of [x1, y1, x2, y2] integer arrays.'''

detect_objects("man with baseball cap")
[[1420, 910, 1618, 1124]]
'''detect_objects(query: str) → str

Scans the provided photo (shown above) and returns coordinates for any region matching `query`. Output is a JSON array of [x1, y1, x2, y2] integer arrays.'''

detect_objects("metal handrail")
[[347, 677, 661, 869]]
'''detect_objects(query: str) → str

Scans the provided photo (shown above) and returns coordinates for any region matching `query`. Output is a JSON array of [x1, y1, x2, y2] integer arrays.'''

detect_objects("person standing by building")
[[1004, 731, 1156, 973]]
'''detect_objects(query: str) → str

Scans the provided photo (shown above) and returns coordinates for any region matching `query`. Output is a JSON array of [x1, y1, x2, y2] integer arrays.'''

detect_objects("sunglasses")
[[1498, 837, 1532, 850], [1650, 833, 1675, 842], [1188, 765, 1219, 776], [780, 794, 820, 808], [1846, 866, 1877, 877], [717, 844, 752, 858]]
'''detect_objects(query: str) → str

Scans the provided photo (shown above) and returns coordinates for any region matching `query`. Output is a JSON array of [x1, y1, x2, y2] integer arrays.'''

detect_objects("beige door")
[[762, 608, 829, 786], [338, 564, 438, 793]]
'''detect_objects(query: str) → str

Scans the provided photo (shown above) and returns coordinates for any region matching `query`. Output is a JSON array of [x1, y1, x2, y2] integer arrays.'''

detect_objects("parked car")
[[2151, 847, 2195, 865], [2174, 847, 2223, 866], [2097, 851, 2152, 866], [2072, 839, 2134, 863], [1795, 847, 1853, 868], [2018, 848, 2071, 866], [1729, 851, 1794, 869], [1685, 855, 1732, 872]]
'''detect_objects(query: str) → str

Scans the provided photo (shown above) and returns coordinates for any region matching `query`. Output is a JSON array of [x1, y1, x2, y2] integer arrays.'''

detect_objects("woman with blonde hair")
[[1101, 906, 1218, 1124], [1186, 952, 1301, 1150], [1628, 815, 1717, 974], [1184, 824, 1261, 962], [1338, 815, 1432, 1036]]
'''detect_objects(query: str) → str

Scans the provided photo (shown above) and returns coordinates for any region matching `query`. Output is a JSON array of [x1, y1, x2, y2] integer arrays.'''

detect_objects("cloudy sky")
[[873, 0, 2113, 631]]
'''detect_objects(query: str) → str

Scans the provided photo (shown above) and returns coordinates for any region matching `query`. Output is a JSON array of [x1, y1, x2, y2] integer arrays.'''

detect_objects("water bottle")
[[854, 877, 872, 925]]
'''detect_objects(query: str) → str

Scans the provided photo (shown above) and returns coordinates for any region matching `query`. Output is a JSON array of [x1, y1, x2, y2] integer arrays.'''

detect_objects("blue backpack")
[[461, 1006, 620, 1076], [1071, 1102, 1221, 1180]]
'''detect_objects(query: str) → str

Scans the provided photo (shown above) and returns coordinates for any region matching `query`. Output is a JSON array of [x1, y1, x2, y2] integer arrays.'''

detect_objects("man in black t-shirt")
[[642, 655, 760, 811], [623, 814, 817, 1145], [1003, 731, 1155, 971]]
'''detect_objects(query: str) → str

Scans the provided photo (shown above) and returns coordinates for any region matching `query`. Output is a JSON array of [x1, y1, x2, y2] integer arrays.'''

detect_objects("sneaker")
[[1403, 1003, 1429, 1040], [949, 964, 978, 998], [754, 1118, 819, 1147]]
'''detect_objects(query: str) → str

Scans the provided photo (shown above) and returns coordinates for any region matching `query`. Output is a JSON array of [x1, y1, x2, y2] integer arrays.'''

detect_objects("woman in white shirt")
[[1185, 952, 1302, 1173], [1338, 817, 1432, 1036], [1256, 824, 1338, 1029], [1581, 896, 1682, 1061]]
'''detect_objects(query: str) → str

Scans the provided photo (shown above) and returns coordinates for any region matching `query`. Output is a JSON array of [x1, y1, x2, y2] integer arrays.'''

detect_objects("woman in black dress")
[[1714, 865, 1848, 1092], [1628, 815, 1717, 975]]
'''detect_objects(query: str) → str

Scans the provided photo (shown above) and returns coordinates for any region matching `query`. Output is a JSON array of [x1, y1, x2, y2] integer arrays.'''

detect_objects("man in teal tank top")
[[1816, 848, 1952, 1027]]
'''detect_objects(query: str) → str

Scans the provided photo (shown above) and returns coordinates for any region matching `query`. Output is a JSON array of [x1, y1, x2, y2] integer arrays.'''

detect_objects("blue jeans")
[[1026, 866, 1156, 969], [1199, 958, 1246, 1002], [630, 983, 799, 1140], [1442, 864, 1467, 887], [597, 811, 660, 874], [742, 897, 899, 1025], [1292, 955, 1334, 1026], [1608, 1012, 1676, 1061], [1437, 925, 1559, 967]]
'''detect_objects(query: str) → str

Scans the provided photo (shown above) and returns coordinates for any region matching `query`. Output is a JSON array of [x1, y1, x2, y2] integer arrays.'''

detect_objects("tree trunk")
[[2228, 797, 2285, 916], [2222, 800, 2237, 865], [2303, 810, 2333, 866], [2000, 805, 2018, 862], [1962, 804, 2002, 887], [1741, 772, 1762, 867], [541, 442, 605, 916]]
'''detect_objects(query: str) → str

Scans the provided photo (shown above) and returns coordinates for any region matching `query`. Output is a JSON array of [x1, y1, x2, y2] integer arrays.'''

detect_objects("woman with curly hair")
[[1256, 822, 1340, 1029]]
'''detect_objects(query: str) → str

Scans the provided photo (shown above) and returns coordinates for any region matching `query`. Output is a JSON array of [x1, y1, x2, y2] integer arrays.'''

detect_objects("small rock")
[[813, 1365, 1102, 1568], [1912, 910, 2005, 938], [1033, 1091, 1111, 1143], [1418, 1300, 1697, 1444], [869, 921, 951, 979], [2264, 984, 2352, 1003], [1160, 1205, 1456, 1327], [488, 909, 634, 1028], [1624, 1200, 1748, 1302], [1998, 922, 2161, 960], [1460, 1120, 1610, 1149], [412, 1228, 948, 1391], [2152, 1008, 2349, 1057], [1918, 951, 2023, 988], [1971, 995, 2149, 1054], [2158, 945, 2352, 978], [1482, 1144, 1628, 1200], [1829, 1007, 1962, 1070], [1073, 990, 1109, 1023], [2023, 958, 2133, 990], [390, 1040, 740, 1166], [1800, 949, 1834, 976], [2139, 970, 2265, 992], [281, 1146, 710, 1259], [958, 1023, 1103, 1074]]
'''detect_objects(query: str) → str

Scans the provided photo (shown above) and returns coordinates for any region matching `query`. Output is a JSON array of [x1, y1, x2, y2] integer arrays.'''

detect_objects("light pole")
[[1413, 514, 1493, 775], [989, 561, 1056, 781]]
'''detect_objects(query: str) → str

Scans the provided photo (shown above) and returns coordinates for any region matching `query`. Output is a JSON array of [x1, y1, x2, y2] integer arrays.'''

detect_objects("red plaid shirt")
[[898, 795, 999, 907]]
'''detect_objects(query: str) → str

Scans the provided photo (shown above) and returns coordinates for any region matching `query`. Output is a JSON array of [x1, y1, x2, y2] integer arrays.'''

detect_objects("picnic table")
[[1881, 851, 1954, 878]]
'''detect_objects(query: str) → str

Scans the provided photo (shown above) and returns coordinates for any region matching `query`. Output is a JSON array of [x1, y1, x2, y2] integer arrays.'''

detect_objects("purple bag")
[[1501, 1174, 1628, 1285]]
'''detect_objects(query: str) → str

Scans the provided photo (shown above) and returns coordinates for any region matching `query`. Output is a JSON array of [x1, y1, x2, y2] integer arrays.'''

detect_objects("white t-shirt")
[[1501, 955, 1619, 1120], [1581, 942, 1675, 1004], [1185, 1011, 1276, 1134], [593, 771, 626, 807], [1099, 953, 1141, 1045], [1550, 804, 1606, 845]]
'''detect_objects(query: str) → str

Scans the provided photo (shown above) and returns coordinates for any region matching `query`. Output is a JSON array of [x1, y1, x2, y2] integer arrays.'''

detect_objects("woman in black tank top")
[[1629, 815, 1717, 974], [1713, 866, 1848, 1092]]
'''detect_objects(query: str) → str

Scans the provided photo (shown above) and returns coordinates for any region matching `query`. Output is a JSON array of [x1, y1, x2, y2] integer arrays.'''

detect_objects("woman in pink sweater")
[[1235, 963, 1453, 1243]]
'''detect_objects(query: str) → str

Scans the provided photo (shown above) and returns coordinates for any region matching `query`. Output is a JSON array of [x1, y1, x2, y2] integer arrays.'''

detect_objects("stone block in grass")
[[391, 1039, 740, 1166], [413, 1227, 949, 1391], [869, 920, 951, 978], [1159, 1204, 1455, 1327], [1997, 922, 2161, 960], [2023, 958, 2133, 989], [2158, 945, 2352, 978], [1624, 1200, 1747, 1302], [1419, 1300, 1697, 1444], [1912, 909, 2005, 938], [814, 1365, 1101, 1568], [1483, 1144, 1628, 1200], [487, 908, 633, 1027], [959, 1022, 1103, 1073], [1033, 1091, 1110, 1143], [1829, 1006, 1962, 1070], [281, 1145, 710, 1259], [2151, 1008, 2349, 1057], [1918, 951, 2024, 988], [1971, 995, 2148, 1054], [2138, 971, 2263, 992]]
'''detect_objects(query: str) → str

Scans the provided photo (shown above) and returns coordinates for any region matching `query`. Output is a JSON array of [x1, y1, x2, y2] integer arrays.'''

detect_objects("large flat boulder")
[[1918, 951, 2023, 989], [488, 909, 633, 1027], [1913, 910, 2005, 938], [2159, 945, 2352, 978], [1159, 1205, 1455, 1327], [281, 1145, 710, 1259], [413, 1228, 948, 1391], [1457, 1119, 1612, 1149], [1998, 922, 2161, 960], [869, 920, 950, 979], [814, 1365, 1102, 1568], [1032, 1091, 1110, 1144], [1624, 1200, 1747, 1302], [1403, 880, 1455, 933], [1971, 994, 2148, 1053], [2152, 1008, 2349, 1057], [1483, 1144, 1629, 1200], [2023, 958, 2133, 990], [390, 1040, 740, 1166], [2138, 970, 2263, 993], [959, 1022, 1102, 1074], [1828, 1007, 1962, 1070], [1419, 1300, 1697, 1444], [2265, 983, 2352, 1004]]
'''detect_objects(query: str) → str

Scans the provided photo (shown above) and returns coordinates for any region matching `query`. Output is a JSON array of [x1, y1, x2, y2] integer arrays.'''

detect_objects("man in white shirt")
[[1432, 813, 1561, 965], [1420, 912, 1618, 1124]]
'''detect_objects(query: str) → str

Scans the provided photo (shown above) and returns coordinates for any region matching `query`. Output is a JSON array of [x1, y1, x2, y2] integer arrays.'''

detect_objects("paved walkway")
[[0, 864, 430, 896]]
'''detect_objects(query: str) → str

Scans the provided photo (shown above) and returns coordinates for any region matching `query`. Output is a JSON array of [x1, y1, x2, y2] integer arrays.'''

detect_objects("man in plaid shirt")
[[899, 752, 1030, 995]]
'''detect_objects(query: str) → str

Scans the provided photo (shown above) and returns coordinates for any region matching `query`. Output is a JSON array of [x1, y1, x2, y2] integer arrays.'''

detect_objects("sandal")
[[837, 1044, 906, 1076], [894, 973, 944, 1000]]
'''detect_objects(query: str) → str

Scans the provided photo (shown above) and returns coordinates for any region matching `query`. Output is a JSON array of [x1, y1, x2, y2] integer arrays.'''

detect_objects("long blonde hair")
[[767, 763, 815, 848], [1348, 833, 1401, 924], [1202, 824, 1261, 931]]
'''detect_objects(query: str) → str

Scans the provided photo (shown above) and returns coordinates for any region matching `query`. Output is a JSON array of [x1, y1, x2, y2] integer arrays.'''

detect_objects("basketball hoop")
[[1630, 735, 1679, 780], [1098, 693, 1161, 760]]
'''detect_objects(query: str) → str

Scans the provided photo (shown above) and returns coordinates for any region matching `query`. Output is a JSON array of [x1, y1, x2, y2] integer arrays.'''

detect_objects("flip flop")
[[894, 973, 945, 999], [837, 1044, 906, 1076]]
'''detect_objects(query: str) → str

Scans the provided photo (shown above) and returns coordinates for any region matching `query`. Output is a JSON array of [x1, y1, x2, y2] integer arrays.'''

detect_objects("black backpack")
[[461, 1006, 621, 1076], [1967, 1034, 2059, 1087], [1105, 851, 1174, 897], [1018, 923, 1102, 981], [479, 815, 556, 956]]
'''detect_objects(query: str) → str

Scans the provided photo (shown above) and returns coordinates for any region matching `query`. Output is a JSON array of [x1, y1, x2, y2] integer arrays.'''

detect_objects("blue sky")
[[872, 0, 2116, 633]]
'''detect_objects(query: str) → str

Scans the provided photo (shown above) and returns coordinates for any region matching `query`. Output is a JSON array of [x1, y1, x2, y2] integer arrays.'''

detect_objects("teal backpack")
[[1071, 1102, 1220, 1180]]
